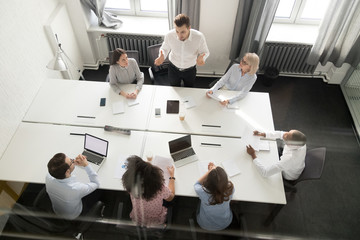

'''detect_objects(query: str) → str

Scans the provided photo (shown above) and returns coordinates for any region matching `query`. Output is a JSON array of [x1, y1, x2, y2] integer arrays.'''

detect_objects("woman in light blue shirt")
[[109, 48, 144, 99], [194, 162, 234, 231], [206, 52, 259, 105]]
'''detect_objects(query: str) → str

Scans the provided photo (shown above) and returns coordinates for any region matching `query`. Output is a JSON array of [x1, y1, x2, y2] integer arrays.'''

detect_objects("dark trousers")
[[168, 62, 197, 87]]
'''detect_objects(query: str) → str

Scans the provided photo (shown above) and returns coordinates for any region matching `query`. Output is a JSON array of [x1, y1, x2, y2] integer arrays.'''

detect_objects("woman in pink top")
[[122, 155, 175, 227]]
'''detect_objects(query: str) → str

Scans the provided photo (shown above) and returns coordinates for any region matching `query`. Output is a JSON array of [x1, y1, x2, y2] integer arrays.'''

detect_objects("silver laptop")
[[168, 135, 198, 167], [82, 133, 108, 172]]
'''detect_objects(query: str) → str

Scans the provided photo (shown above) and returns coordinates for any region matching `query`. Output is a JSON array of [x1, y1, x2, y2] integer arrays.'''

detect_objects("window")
[[274, 0, 331, 24], [105, 0, 168, 17]]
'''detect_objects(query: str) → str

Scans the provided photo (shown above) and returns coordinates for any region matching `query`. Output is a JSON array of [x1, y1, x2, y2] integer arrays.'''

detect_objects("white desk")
[[148, 86, 275, 137], [4, 79, 286, 204], [23, 79, 155, 131], [142, 132, 286, 204], [0, 122, 145, 191]]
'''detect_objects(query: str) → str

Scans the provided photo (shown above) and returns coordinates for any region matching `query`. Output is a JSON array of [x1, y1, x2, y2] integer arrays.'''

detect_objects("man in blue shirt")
[[45, 153, 100, 220]]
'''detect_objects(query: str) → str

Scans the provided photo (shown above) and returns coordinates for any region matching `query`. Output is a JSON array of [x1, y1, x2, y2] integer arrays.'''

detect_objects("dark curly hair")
[[122, 155, 165, 201]]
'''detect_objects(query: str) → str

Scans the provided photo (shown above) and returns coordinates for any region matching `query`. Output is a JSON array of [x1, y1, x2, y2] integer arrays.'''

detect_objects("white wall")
[[198, 0, 239, 75], [72, 0, 239, 75], [0, 0, 67, 157]]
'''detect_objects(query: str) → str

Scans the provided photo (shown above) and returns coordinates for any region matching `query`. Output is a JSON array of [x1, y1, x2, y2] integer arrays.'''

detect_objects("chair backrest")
[[33, 186, 53, 213], [295, 147, 326, 184], [115, 201, 169, 239], [109, 50, 140, 65], [147, 44, 169, 72], [8, 203, 70, 234]]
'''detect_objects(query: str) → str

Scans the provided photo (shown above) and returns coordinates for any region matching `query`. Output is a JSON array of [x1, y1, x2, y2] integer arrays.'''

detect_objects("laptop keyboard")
[[82, 150, 103, 165], [172, 148, 196, 161]]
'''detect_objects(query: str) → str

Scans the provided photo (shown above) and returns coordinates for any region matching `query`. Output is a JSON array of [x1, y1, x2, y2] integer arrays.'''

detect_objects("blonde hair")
[[245, 53, 259, 75]]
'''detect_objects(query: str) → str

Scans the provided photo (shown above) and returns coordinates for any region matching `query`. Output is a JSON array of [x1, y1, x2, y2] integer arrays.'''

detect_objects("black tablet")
[[166, 100, 180, 114]]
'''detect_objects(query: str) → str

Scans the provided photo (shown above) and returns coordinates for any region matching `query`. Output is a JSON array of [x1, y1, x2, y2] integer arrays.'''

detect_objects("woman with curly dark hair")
[[122, 155, 175, 226], [194, 162, 234, 230]]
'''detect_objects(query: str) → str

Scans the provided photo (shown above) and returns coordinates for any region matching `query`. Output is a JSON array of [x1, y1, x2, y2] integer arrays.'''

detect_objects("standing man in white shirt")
[[246, 130, 307, 181], [154, 13, 210, 87], [46, 153, 100, 220]]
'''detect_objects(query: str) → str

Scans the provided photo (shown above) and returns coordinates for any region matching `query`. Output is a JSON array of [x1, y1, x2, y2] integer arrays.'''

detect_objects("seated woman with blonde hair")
[[206, 52, 259, 106], [194, 162, 234, 231]]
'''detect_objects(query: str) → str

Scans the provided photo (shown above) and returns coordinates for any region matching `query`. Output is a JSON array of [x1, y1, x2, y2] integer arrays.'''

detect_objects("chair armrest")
[[148, 67, 155, 83]]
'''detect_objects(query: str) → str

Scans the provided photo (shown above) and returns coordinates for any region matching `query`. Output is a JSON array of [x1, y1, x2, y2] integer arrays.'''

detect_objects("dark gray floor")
[[2, 66, 360, 240]]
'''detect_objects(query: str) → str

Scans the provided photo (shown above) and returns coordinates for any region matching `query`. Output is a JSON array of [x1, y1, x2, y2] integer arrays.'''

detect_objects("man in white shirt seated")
[[45, 153, 100, 220], [154, 13, 210, 87], [246, 130, 307, 181]]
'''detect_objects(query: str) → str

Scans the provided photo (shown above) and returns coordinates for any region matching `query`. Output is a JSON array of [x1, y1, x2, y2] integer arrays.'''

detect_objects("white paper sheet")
[[259, 140, 270, 151], [182, 96, 196, 109], [221, 159, 241, 177], [152, 155, 175, 185], [242, 126, 261, 151], [127, 99, 139, 107], [112, 101, 125, 114], [198, 161, 211, 176]]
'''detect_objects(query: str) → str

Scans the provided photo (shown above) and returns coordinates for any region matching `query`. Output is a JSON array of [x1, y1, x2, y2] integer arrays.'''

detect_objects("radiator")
[[106, 34, 163, 66], [259, 42, 316, 74]]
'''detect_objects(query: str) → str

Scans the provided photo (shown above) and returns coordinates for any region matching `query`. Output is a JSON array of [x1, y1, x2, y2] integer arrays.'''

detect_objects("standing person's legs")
[[168, 63, 182, 86], [182, 67, 197, 87]]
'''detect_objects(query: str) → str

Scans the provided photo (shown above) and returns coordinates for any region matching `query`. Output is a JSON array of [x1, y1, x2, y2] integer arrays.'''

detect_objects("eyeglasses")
[[69, 158, 75, 167], [240, 58, 249, 65]]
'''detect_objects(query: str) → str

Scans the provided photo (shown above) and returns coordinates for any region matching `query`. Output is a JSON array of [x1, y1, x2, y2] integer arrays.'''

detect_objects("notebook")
[[168, 135, 198, 167], [81, 133, 109, 172], [112, 101, 125, 114]]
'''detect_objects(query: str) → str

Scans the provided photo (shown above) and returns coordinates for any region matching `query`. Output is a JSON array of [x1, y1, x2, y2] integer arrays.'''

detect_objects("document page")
[[182, 96, 196, 109], [152, 155, 175, 185], [112, 101, 125, 114], [127, 98, 139, 107], [221, 159, 241, 177], [242, 126, 261, 151]]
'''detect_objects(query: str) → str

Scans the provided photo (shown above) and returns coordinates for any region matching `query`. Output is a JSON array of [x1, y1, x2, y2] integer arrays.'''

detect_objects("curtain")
[[174, 0, 201, 30], [167, 0, 176, 30], [307, 0, 360, 68], [81, 0, 122, 29], [229, 0, 279, 61]]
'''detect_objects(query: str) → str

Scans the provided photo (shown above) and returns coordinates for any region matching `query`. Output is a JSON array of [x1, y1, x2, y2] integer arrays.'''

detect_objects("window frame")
[[105, 0, 168, 18], [274, 0, 328, 25]]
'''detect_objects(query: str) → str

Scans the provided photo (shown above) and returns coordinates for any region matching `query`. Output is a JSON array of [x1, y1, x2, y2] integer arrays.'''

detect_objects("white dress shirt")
[[45, 165, 100, 219], [253, 131, 306, 180], [109, 58, 144, 94], [160, 29, 210, 69]]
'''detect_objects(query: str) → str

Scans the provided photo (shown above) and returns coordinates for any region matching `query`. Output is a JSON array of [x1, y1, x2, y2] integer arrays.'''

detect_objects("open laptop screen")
[[169, 135, 192, 153], [84, 134, 108, 157]]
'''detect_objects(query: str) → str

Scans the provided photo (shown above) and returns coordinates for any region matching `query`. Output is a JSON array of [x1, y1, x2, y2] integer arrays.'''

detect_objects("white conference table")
[[0, 122, 145, 191], [23, 79, 154, 131], [142, 132, 286, 204], [148, 85, 274, 138], [3, 79, 286, 204], [23, 79, 274, 138], [0, 122, 285, 204]]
